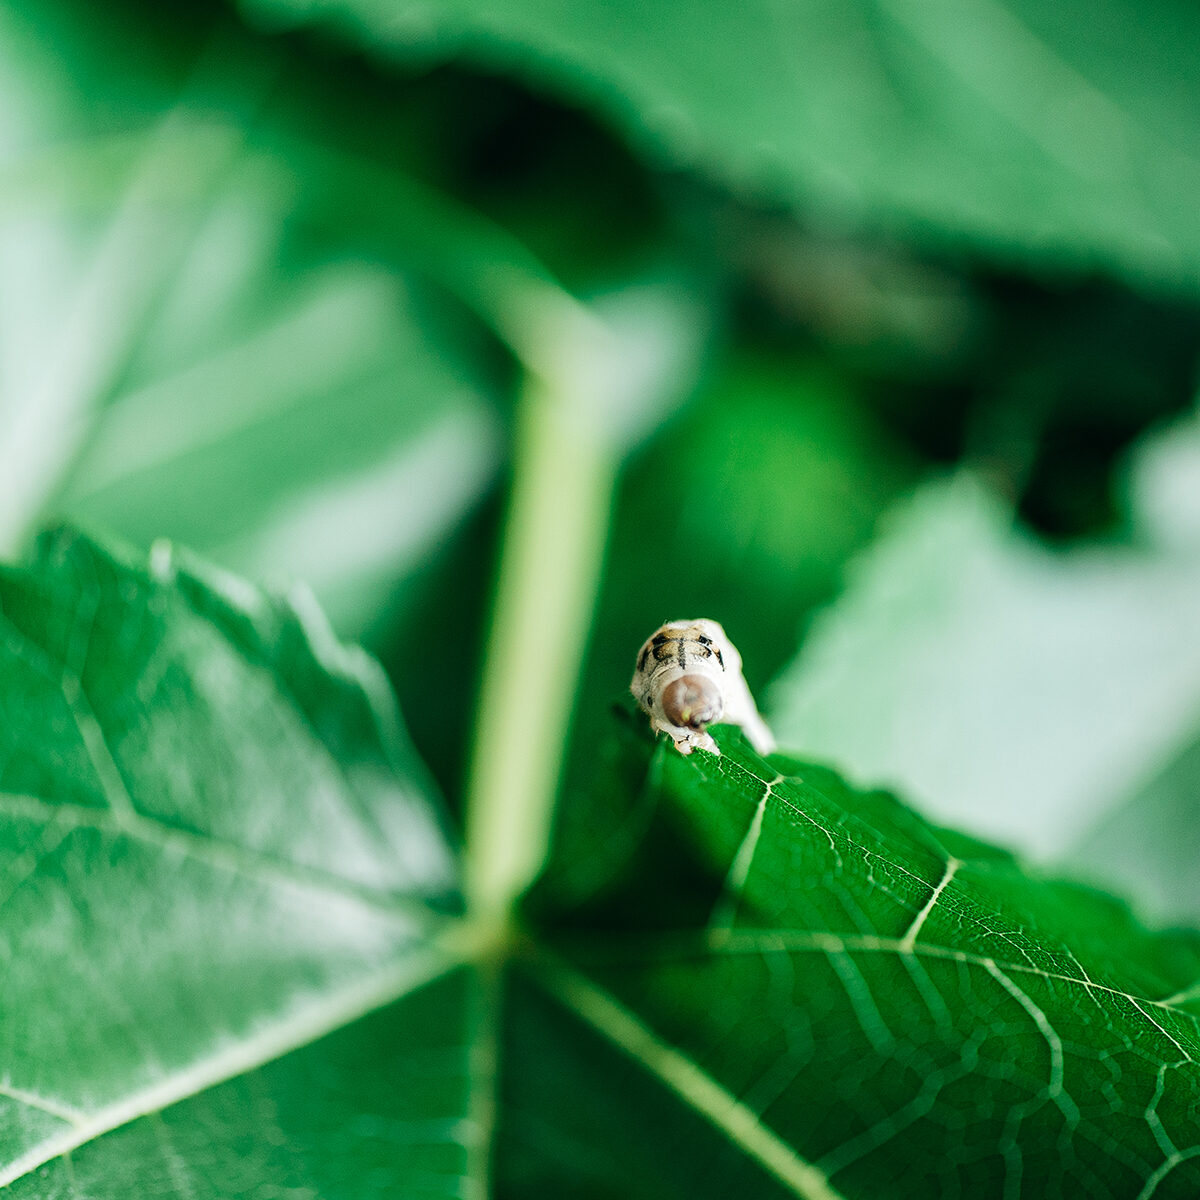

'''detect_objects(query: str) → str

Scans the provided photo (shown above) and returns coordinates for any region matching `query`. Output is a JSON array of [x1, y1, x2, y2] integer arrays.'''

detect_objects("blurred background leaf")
[[1062, 407, 1200, 925], [766, 395, 1200, 927], [0, 0, 504, 644], [243, 0, 1200, 287], [1068, 726, 1200, 929], [768, 463, 1200, 863], [0, 0, 704, 799]]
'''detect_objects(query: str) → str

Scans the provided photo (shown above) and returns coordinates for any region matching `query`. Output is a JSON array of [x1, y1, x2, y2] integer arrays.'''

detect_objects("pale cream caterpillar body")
[[631, 618, 774, 757]]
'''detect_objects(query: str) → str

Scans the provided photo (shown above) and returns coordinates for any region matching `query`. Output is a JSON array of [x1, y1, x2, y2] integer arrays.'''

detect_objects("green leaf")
[[6, 531, 1200, 1196], [0, 529, 469, 1190], [242, 0, 1200, 288], [0, 0, 502, 639], [526, 711, 1200, 1198], [1067, 726, 1200, 928], [1125, 402, 1200, 556], [1058, 407, 1200, 926], [3, 969, 480, 1199], [768, 473, 1200, 862]]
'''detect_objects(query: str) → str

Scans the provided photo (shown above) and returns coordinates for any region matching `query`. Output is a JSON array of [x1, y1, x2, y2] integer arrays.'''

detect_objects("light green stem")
[[462, 277, 692, 933], [463, 362, 619, 929]]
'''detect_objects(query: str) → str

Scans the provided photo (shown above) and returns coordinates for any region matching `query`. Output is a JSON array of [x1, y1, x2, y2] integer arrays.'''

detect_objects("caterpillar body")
[[631, 618, 775, 757]]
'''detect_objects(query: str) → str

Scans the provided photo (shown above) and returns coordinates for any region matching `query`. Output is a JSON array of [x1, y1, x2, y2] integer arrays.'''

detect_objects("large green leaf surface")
[[243, 0, 1200, 288], [7, 531, 1200, 1197], [531, 710, 1200, 1198], [0, 530, 470, 1193]]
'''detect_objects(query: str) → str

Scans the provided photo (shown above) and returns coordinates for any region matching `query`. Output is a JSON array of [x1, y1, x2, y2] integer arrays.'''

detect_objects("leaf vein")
[[536, 958, 847, 1200], [0, 953, 458, 1189], [0, 791, 427, 920]]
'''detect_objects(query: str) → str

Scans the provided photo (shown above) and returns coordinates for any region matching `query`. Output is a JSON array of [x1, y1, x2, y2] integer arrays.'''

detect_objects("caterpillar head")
[[660, 673, 723, 732]]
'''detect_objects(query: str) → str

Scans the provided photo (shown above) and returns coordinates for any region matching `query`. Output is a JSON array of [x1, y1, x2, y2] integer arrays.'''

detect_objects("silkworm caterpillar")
[[630, 618, 775, 757]]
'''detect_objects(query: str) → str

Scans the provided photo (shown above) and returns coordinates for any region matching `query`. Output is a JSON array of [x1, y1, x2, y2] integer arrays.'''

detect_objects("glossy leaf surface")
[[6, 533, 1200, 1198], [529, 709, 1200, 1198], [0, 530, 466, 1191]]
